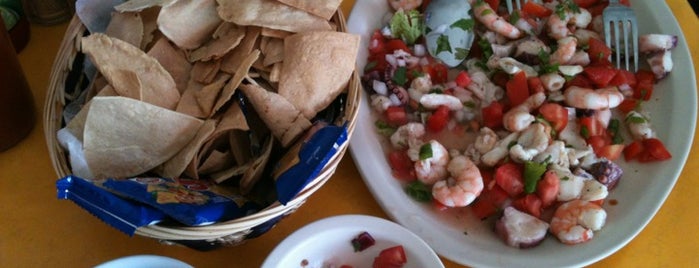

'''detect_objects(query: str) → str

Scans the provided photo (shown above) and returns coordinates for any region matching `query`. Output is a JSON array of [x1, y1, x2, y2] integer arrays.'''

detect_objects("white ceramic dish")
[[262, 215, 444, 268], [95, 255, 192, 268], [347, 1, 696, 267]]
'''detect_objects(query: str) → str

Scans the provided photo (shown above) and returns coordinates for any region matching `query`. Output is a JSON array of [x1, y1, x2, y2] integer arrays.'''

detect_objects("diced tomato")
[[482, 101, 505, 129], [484, 0, 500, 10], [538, 103, 568, 132], [620, 0, 631, 6], [506, 71, 530, 107], [634, 70, 655, 100], [536, 171, 559, 208], [455, 70, 472, 87], [583, 65, 618, 88], [422, 62, 449, 84], [587, 37, 612, 65], [623, 140, 644, 161], [432, 198, 450, 211], [522, 1, 552, 18], [609, 69, 637, 88], [373, 246, 407, 268], [470, 180, 510, 219], [512, 194, 543, 218], [579, 116, 606, 138], [427, 105, 451, 132], [494, 162, 525, 197], [385, 39, 411, 54], [573, 0, 600, 8], [638, 138, 672, 162], [566, 74, 593, 88], [598, 144, 625, 161], [385, 106, 408, 127], [587, 134, 610, 152], [368, 30, 386, 55], [618, 99, 640, 114], [527, 76, 545, 95], [387, 150, 415, 181]]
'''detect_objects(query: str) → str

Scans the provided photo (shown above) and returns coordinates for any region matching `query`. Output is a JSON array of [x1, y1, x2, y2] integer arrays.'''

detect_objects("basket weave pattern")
[[44, 11, 360, 248]]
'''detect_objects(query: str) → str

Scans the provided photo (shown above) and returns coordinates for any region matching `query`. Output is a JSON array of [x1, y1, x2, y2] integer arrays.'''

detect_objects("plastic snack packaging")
[[273, 123, 348, 205], [101, 177, 262, 226], [56, 175, 166, 236]]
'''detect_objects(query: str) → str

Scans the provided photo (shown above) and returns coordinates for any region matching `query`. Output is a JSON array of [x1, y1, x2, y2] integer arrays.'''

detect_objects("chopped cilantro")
[[455, 47, 470, 60], [435, 34, 453, 54], [538, 49, 559, 74], [419, 143, 433, 160], [389, 9, 424, 45], [374, 120, 396, 136], [405, 181, 432, 202], [363, 61, 377, 72], [392, 66, 408, 86], [580, 125, 590, 139], [451, 18, 475, 31], [509, 10, 521, 24], [523, 160, 549, 194], [626, 115, 647, 124]]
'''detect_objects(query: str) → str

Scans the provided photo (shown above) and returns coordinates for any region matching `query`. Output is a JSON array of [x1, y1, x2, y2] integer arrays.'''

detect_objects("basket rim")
[[44, 9, 362, 240]]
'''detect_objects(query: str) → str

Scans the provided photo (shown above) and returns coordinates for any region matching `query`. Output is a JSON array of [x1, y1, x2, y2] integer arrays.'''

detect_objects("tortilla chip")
[[157, 119, 216, 178], [238, 134, 273, 192], [105, 11, 143, 47], [262, 38, 284, 66], [190, 58, 222, 84], [157, 0, 221, 49], [147, 37, 192, 93], [213, 49, 260, 114], [106, 68, 143, 100], [216, 0, 332, 33], [83, 96, 204, 179], [275, 0, 341, 20], [269, 62, 282, 82], [239, 83, 311, 147], [81, 33, 180, 110], [176, 79, 209, 118], [198, 148, 235, 175], [189, 22, 247, 62], [138, 6, 161, 50], [278, 31, 359, 119], [260, 27, 292, 39], [195, 73, 230, 117], [221, 26, 261, 74]]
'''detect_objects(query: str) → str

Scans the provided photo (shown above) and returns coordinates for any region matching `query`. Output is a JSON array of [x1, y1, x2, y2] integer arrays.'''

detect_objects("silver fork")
[[603, 0, 639, 71], [504, 0, 541, 14]]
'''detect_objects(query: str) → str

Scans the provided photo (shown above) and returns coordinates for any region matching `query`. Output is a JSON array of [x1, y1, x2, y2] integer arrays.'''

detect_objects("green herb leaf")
[[538, 49, 559, 74], [509, 10, 521, 24], [451, 18, 475, 31], [435, 34, 452, 55], [580, 125, 590, 139], [392, 66, 408, 86], [405, 181, 432, 202], [363, 61, 377, 72], [374, 120, 396, 136], [419, 143, 433, 160], [454, 47, 470, 60], [524, 160, 548, 194], [626, 115, 647, 124]]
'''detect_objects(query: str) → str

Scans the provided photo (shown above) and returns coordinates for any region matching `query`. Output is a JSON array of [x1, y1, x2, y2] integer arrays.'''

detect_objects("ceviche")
[[361, 0, 677, 248]]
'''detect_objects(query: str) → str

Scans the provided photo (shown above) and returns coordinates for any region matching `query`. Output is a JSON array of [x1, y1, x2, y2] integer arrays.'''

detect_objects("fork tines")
[[603, 0, 639, 71]]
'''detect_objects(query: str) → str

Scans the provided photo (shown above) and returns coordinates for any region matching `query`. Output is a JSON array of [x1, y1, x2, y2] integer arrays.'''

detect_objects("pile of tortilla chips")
[[58, 0, 359, 197]]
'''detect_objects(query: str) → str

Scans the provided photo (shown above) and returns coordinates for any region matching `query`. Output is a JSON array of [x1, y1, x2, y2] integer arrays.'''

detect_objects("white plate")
[[95, 255, 192, 268], [347, 1, 697, 267], [262, 215, 444, 268]]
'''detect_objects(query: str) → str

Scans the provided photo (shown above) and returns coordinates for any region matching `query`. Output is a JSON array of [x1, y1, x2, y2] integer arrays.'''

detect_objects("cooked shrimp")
[[370, 94, 393, 112], [503, 92, 546, 132], [625, 111, 655, 140], [414, 140, 450, 184], [567, 50, 590, 66], [563, 86, 624, 110], [387, 0, 422, 11], [472, 0, 522, 39], [540, 73, 566, 92], [547, 8, 592, 40], [420, 93, 464, 111], [550, 199, 607, 244], [550, 36, 578, 65], [390, 122, 425, 149], [474, 127, 499, 154], [467, 71, 504, 105], [482, 132, 520, 167], [432, 155, 484, 207]]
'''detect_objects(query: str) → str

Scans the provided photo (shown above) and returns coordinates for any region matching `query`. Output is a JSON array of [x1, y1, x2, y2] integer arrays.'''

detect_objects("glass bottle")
[[0, 17, 35, 151]]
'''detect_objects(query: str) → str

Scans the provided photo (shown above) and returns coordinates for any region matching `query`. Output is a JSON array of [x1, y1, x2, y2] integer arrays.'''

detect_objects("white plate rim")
[[95, 255, 193, 268], [262, 214, 444, 268], [346, 0, 697, 267]]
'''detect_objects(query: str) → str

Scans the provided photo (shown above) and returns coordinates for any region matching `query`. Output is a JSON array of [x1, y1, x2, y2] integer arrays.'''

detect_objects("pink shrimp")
[[550, 199, 606, 244], [414, 140, 450, 184], [563, 86, 624, 110], [547, 8, 592, 40], [550, 36, 578, 65], [387, 0, 423, 11], [503, 92, 546, 132], [432, 155, 483, 207], [472, 0, 522, 39]]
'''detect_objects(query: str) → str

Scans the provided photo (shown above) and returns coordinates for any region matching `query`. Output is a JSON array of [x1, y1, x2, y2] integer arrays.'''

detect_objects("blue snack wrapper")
[[273, 123, 348, 205], [56, 175, 166, 236], [101, 177, 261, 226]]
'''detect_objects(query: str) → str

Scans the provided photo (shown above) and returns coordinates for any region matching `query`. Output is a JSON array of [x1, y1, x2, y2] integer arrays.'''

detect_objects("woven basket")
[[44, 10, 360, 250]]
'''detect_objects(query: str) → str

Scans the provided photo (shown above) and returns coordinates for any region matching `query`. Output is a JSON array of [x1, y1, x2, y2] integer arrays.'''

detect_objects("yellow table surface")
[[1, 1, 697, 267]]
